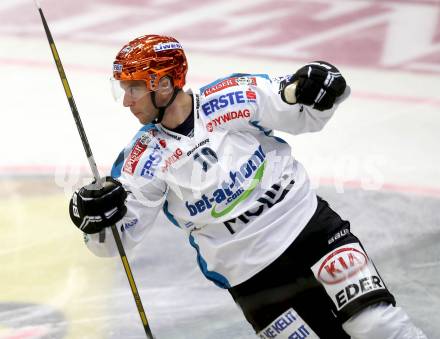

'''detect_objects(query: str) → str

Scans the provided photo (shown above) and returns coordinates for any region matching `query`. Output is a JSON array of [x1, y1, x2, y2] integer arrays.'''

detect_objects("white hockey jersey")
[[85, 73, 348, 288]]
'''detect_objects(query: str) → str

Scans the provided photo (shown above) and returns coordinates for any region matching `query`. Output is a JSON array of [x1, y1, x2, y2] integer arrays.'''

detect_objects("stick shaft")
[[35, 3, 154, 338]]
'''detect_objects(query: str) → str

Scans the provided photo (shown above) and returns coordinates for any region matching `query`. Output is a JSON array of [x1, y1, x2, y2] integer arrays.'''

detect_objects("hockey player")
[[69, 35, 426, 338]]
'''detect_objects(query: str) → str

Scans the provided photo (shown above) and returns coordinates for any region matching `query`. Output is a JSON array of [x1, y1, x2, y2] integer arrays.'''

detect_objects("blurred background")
[[1, 0, 439, 338]]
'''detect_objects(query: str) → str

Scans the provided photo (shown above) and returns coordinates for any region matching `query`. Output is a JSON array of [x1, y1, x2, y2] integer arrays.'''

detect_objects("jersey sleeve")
[[84, 125, 168, 257], [251, 74, 350, 135]]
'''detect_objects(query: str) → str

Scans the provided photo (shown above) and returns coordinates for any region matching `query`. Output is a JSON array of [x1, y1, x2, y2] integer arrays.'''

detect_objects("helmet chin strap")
[[151, 88, 181, 124]]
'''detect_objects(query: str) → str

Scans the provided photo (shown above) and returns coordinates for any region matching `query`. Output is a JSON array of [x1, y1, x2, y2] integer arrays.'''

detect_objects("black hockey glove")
[[69, 176, 127, 234], [284, 61, 346, 111]]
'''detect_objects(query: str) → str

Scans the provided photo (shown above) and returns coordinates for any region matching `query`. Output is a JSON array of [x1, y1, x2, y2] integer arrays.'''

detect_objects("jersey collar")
[[156, 89, 201, 142]]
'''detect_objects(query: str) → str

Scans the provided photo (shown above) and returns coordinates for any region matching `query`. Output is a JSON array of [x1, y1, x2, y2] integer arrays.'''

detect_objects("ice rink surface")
[[1, 0, 439, 338]]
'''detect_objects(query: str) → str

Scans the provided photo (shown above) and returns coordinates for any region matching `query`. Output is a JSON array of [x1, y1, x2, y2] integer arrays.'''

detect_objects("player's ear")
[[157, 76, 173, 95]]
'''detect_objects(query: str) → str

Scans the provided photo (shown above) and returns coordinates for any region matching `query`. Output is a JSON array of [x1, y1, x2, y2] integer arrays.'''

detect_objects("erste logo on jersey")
[[140, 143, 163, 179], [201, 90, 257, 116], [185, 146, 266, 218], [246, 89, 256, 100], [203, 76, 257, 97], [124, 129, 166, 177], [206, 109, 251, 132]]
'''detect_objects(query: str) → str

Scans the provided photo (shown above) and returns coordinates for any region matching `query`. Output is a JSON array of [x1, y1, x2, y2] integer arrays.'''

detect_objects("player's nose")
[[123, 92, 134, 107]]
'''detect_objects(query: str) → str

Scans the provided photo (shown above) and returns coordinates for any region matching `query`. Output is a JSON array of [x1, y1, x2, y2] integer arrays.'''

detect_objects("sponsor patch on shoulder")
[[203, 76, 257, 97], [123, 139, 148, 175], [123, 129, 158, 175], [311, 243, 386, 310]]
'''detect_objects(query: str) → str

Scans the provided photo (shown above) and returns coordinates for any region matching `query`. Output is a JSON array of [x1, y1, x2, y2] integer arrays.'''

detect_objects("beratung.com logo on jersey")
[[185, 146, 266, 218]]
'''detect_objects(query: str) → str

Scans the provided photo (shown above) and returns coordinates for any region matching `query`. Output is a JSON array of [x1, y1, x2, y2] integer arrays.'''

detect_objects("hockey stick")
[[33, 1, 154, 338]]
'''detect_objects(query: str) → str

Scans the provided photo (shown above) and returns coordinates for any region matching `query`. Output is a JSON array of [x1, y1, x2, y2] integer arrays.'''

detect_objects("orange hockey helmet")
[[112, 34, 188, 92]]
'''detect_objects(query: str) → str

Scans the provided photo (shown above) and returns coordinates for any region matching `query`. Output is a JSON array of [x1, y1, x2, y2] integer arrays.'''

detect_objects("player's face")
[[120, 80, 159, 124]]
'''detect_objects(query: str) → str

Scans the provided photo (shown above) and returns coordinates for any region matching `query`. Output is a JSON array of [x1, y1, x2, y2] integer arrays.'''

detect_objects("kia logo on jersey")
[[317, 247, 368, 285]]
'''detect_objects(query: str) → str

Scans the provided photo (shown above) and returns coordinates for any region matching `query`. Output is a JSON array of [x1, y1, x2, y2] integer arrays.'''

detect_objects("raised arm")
[[254, 61, 350, 135]]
